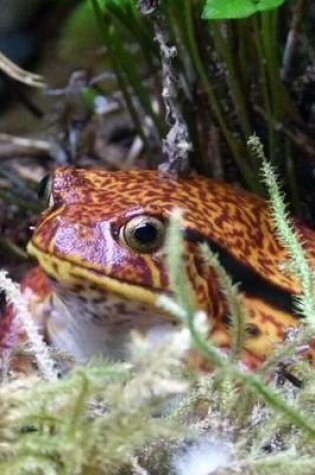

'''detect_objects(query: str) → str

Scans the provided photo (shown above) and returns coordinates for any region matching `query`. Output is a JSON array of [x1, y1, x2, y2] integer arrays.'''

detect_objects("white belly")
[[47, 288, 177, 363]]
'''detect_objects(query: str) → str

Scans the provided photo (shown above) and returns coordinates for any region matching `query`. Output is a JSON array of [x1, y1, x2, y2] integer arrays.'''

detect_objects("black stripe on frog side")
[[183, 229, 300, 318]]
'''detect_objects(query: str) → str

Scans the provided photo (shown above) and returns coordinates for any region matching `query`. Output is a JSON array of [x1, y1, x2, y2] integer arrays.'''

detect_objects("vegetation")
[[1, 146, 315, 473], [2, 0, 315, 249], [59, 0, 314, 214], [1, 1, 315, 474]]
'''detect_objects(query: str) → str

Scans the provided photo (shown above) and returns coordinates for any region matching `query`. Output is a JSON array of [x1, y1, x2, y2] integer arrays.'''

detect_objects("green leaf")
[[202, 0, 285, 20]]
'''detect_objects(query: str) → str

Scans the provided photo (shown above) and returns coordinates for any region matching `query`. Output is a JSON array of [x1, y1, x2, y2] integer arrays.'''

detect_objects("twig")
[[0, 52, 45, 88], [138, 0, 191, 175], [0, 133, 67, 163]]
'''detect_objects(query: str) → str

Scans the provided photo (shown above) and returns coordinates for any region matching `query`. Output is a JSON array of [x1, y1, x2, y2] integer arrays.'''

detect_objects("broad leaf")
[[202, 0, 285, 20]]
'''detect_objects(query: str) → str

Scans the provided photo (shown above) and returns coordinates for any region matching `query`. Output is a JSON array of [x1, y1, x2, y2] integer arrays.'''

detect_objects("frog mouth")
[[27, 241, 165, 307]]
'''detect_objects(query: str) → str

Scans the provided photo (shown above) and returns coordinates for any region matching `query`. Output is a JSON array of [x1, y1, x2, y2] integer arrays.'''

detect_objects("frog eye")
[[37, 174, 53, 206], [120, 215, 166, 253]]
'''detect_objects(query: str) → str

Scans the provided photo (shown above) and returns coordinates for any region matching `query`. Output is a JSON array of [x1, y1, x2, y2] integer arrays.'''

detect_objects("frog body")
[[4, 168, 315, 369]]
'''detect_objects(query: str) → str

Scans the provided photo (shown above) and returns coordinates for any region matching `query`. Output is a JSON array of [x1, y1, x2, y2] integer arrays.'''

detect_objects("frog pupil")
[[134, 223, 158, 244]]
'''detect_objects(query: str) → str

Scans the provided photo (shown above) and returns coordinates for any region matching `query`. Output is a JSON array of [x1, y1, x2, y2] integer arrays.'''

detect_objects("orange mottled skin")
[[3, 168, 315, 369]]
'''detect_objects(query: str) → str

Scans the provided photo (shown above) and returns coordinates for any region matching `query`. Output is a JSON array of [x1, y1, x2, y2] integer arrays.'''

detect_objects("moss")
[[1, 150, 315, 473]]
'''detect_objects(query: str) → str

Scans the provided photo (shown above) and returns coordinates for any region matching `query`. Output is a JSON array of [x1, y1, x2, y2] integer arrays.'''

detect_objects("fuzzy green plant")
[[153, 164, 315, 473], [0, 329, 193, 475], [0, 271, 58, 382], [2, 158, 315, 473], [159, 208, 315, 438], [198, 243, 248, 360], [248, 134, 315, 369]]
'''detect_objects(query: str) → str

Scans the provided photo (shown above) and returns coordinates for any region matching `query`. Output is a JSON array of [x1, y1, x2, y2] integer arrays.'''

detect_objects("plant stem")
[[109, 25, 165, 138], [252, 15, 275, 163], [212, 23, 251, 139], [261, 11, 281, 163], [90, 0, 151, 154], [182, 0, 263, 192]]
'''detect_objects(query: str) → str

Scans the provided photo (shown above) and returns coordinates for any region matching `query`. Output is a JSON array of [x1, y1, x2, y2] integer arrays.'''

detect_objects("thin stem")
[[109, 25, 165, 138], [109, 29, 152, 152], [163, 0, 209, 173], [90, 0, 151, 153], [182, 0, 262, 192], [212, 23, 251, 138], [252, 15, 275, 162], [260, 11, 283, 164]]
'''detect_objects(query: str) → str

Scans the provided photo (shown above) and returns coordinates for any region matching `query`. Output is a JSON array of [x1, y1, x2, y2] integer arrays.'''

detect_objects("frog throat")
[[27, 241, 160, 307]]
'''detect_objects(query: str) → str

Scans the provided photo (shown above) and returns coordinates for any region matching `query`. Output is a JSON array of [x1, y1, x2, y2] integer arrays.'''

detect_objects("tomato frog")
[[2, 167, 315, 371]]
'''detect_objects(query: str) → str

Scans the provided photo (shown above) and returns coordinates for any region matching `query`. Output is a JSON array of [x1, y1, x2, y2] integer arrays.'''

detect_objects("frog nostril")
[[245, 324, 261, 338]]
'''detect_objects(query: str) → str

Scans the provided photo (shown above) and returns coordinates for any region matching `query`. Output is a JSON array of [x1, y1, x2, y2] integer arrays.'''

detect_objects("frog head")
[[27, 167, 315, 366], [27, 168, 215, 362]]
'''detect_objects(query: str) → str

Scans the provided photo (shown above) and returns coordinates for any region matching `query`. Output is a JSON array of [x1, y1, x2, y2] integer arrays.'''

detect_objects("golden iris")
[[121, 215, 165, 253]]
